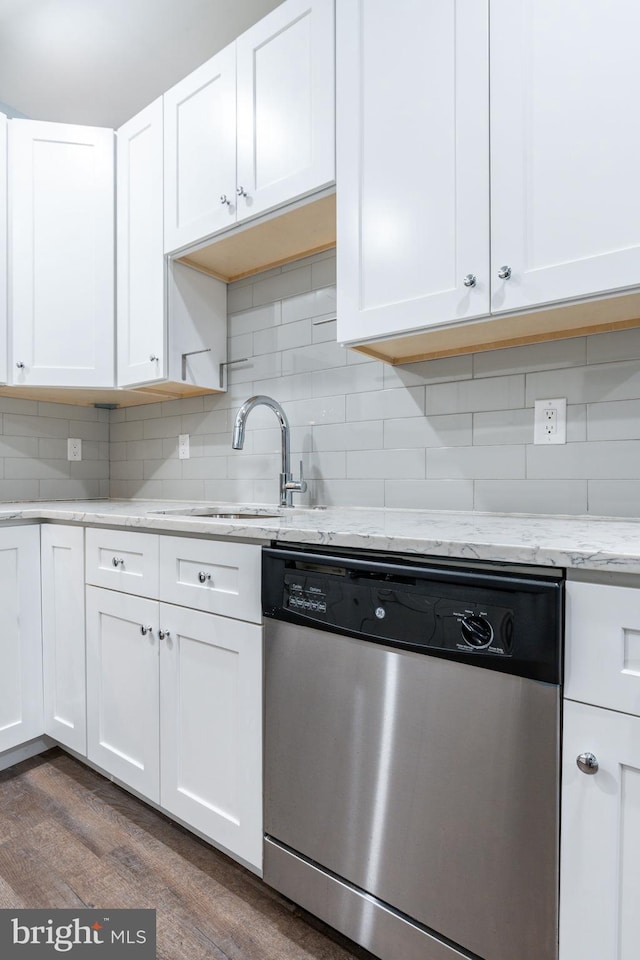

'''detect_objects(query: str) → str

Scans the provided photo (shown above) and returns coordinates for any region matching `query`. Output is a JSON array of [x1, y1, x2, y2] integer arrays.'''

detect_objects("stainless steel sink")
[[150, 504, 326, 521], [151, 506, 284, 520]]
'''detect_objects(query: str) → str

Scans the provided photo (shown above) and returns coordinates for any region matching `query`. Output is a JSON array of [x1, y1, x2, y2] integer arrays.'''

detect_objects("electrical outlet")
[[178, 434, 190, 459], [67, 438, 82, 461], [534, 399, 567, 445]]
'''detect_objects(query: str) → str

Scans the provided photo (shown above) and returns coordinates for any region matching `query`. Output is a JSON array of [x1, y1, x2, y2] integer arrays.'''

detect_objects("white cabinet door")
[[159, 603, 263, 869], [490, 0, 640, 314], [117, 98, 166, 387], [336, 0, 490, 345], [236, 0, 335, 222], [9, 120, 114, 387], [0, 526, 43, 753], [41, 524, 86, 754], [86, 586, 160, 801], [560, 700, 640, 960], [163, 43, 237, 253], [0, 111, 7, 385]]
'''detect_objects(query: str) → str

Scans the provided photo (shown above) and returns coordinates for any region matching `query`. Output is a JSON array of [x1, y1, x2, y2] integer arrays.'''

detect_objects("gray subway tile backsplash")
[[0, 397, 109, 500], [1, 252, 640, 516]]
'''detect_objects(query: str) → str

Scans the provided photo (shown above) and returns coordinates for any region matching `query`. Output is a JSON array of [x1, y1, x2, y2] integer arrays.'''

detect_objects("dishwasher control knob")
[[461, 615, 494, 648]]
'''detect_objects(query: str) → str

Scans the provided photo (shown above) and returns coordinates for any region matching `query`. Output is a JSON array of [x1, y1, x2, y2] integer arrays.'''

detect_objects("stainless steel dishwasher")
[[262, 545, 564, 960]]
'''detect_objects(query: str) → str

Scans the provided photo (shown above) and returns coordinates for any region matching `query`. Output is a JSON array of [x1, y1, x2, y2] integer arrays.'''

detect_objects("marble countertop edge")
[[1, 499, 640, 575]]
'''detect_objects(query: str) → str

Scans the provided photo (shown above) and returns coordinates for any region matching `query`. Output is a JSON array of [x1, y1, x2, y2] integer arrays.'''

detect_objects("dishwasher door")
[[264, 618, 560, 960]]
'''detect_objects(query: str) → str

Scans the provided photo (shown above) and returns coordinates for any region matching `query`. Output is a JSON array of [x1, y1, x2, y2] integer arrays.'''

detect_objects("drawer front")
[[85, 528, 159, 598], [159, 536, 261, 623], [566, 579, 640, 716]]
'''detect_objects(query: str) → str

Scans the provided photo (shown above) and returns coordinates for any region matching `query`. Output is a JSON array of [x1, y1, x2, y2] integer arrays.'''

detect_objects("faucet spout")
[[232, 395, 306, 507]]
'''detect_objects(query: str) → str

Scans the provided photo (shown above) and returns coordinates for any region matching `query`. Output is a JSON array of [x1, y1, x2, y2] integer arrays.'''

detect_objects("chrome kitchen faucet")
[[232, 395, 306, 508]]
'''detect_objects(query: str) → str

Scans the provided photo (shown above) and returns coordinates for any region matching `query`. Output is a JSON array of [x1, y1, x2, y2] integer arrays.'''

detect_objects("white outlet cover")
[[534, 398, 567, 445], [67, 438, 82, 460], [178, 434, 190, 459]]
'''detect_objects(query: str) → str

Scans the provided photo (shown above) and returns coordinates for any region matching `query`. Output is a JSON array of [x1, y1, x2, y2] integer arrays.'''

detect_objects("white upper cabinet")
[[117, 99, 227, 392], [338, 0, 640, 353], [117, 98, 166, 387], [9, 120, 114, 387], [490, 0, 640, 314], [163, 0, 334, 255], [0, 112, 7, 385], [235, 0, 334, 222], [163, 43, 237, 253], [336, 0, 490, 344]]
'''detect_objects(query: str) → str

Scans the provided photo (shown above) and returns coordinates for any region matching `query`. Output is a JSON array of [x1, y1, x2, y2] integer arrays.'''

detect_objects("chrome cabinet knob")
[[198, 571, 212, 584], [112, 557, 124, 567], [158, 629, 171, 640], [220, 194, 231, 206], [140, 625, 153, 636], [576, 752, 599, 775], [463, 274, 477, 288], [498, 265, 512, 280], [149, 354, 159, 362], [237, 186, 248, 198], [16, 361, 25, 369]]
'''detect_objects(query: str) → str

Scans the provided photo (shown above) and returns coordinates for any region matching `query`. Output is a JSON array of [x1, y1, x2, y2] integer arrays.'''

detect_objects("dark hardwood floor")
[[0, 749, 378, 960]]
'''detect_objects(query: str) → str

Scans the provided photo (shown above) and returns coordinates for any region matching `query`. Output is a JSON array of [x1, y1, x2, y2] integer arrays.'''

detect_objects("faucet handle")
[[284, 460, 307, 496], [297, 459, 307, 493]]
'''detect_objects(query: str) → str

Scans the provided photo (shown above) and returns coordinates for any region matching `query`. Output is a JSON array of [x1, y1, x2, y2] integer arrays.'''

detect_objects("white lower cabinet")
[[0, 526, 43, 753], [560, 578, 640, 960], [86, 586, 160, 800], [160, 603, 262, 868], [41, 524, 86, 754], [85, 530, 263, 871], [560, 700, 640, 960]]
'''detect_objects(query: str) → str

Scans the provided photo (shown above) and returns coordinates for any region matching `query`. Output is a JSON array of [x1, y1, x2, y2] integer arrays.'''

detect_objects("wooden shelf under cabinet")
[[351, 290, 640, 365], [175, 192, 336, 283]]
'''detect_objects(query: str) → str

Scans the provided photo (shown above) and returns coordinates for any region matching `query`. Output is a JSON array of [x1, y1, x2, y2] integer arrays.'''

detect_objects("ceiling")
[[0, 0, 282, 128]]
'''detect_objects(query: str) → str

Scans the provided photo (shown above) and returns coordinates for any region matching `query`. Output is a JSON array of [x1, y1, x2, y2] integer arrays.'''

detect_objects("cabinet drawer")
[[566, 579, 640, 715], [159, 536, 261, 623], [85, 528, 159, 598]]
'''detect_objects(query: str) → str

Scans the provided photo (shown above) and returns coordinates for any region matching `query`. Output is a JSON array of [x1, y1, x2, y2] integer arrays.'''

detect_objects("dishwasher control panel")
[[283, 571, 513, 658], [264, 546, 564, 684]]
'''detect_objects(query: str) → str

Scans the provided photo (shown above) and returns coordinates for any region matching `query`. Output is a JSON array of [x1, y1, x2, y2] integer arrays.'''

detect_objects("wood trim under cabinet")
[[351, 290, 640, 365], [176, 192, 336, 283], [0, 382, 220, 408]]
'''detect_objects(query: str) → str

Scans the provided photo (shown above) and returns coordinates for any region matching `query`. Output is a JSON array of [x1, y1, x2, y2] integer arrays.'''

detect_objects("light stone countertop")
[[1, 498, 640, 575]]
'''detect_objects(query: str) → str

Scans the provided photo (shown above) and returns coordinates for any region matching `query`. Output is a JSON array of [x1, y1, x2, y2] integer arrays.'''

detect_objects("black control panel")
[[263, 546, 564, 684]]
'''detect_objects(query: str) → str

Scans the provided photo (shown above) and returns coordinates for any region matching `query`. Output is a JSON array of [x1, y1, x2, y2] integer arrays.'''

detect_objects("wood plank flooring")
[[0, 749, 378, 960]]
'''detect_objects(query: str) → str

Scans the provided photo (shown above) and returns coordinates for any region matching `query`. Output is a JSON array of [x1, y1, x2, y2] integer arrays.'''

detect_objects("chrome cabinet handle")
[[463, 274, 477, 288], [16, 361, 25, 369], [198, 571, 212, 584], [158, 629, 171, 640], [220, 194, 231, 206], [140, 625, 153, 636], [576, 752, 599, 775], [498, 265, 512, 280], [149, 354, 159, 362], [237, 186, 248, 198], [112, 557, 124, 568]]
